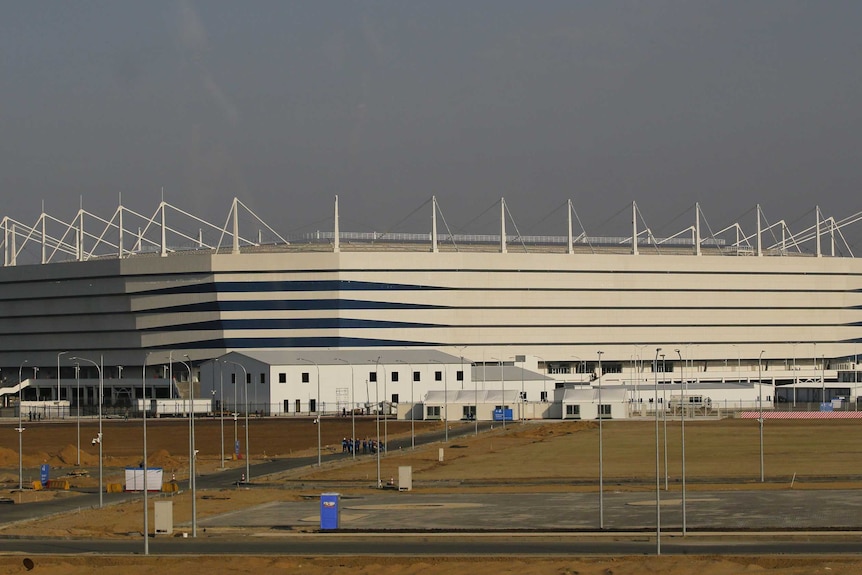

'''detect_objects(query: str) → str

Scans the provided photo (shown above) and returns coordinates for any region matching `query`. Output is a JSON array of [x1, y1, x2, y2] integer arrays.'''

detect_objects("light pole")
[[820, 355, 826, 403], [676, 349, 687, 536], [71, 355, 103, 507], [56, 351, 68, 404], [661, 353, 668, 491], [371, 357, 382, 488], [74, 362, 80, 466], [298, 358, 322, 467], [224, 361, 250, 484], [654, 347, 662, 555], [178, 355, 196, 537], [395, 359, 414, 450], [759, 349, 765, 483], [597, 350, 604, 530], [335, 358, 356, 459], [17, 360, 28, 492], [217, 360, 225, 468], [142, 352, 150, 555], [430, 359, 448, 442]]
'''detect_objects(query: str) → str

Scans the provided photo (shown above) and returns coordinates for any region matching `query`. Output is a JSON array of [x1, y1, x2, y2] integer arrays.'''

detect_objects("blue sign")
[[40, 464, 50, 487], [235, 440, 241, 456], [820, 402, 834, 412], [493, 408, 513, 421]]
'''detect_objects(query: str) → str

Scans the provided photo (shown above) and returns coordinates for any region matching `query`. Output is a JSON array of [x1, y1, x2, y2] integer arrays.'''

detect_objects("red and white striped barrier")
[[738, 411, 862, 419]]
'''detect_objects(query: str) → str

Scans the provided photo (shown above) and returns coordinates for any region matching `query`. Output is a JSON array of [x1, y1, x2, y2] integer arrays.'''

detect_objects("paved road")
[[0, 420, 491, 526]]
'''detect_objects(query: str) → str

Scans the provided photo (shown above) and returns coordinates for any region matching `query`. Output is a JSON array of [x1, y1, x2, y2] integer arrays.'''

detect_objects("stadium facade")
[[1, 197, 861, 413]]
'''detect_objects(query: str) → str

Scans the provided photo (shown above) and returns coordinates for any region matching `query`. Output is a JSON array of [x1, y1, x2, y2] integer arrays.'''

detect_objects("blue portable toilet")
[[320, 493, 341, 530]]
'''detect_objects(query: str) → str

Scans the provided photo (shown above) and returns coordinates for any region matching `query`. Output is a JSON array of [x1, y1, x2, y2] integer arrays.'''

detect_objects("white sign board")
[[124, 468, 164, 492]]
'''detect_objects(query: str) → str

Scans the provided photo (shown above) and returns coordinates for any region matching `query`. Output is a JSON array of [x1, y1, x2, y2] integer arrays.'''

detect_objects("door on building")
[[283, 400, 290, 414]]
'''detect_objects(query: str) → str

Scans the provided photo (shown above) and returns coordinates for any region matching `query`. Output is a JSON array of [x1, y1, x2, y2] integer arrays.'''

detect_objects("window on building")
[[369, 371, 377, 383], [391, 371, 399, 382], [519, 391, 527, 401], [427, 406, 441, 418], [246, 373, 251, 384], [302, 372, 309, 384], [259, 373, 266, 384], [602, 363, 623, 374], [413, 371, 420, 382], [456, 370, 464, 382], [435, 371, 442, 381], [278, 373, 286, 384], [231, 373, 236, 384], [391, 393, 399, 404], [540, 391, 548, 402], [566, 404, 580, 417], [599, 404, 611, 418], [463, 405, 476, 420]]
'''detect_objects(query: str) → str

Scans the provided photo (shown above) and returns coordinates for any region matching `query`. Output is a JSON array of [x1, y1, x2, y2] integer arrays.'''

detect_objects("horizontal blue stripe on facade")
[[147, 279, 447, 296], [144, 318, 437, 331], [152, 336, 435, 349], [141, 299, 446, 314]]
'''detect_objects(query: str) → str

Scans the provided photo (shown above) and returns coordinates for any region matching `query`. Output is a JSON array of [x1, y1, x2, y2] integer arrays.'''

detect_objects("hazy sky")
[[3, 1, 862, 246]]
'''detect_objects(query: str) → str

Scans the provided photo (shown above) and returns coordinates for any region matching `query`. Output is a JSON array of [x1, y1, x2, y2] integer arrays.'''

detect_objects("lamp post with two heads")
[[597, 350, 604, 529], [71, 355, 103, 507], [394, 359, 414, 450], [654, 347, 662, 555], [298, 358, 321, 467], [334, 357, 356, 459], [17, 360, 29, 492]]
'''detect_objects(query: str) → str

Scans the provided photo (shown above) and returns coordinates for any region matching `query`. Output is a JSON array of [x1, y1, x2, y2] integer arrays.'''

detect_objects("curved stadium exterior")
[[0, 197, 860, 407]]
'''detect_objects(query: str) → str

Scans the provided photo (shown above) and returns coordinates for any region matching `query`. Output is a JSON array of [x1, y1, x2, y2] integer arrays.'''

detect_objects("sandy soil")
[[2, 555, 862, 575], [2, 417, 862, 573]]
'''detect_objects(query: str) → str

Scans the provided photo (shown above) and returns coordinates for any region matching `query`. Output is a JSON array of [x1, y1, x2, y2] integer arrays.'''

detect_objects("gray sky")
[[3, 1, 862, 246]]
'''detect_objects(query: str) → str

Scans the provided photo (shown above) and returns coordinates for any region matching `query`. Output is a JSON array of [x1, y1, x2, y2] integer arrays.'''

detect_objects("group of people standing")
[[342, 437, 384, 454]]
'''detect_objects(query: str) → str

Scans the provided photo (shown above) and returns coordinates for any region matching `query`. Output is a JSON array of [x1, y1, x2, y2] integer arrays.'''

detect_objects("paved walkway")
[[196, 488, 862, 532]]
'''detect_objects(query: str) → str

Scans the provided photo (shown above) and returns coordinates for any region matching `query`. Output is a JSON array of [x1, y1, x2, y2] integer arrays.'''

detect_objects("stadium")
[[0, 196, 861, 419]]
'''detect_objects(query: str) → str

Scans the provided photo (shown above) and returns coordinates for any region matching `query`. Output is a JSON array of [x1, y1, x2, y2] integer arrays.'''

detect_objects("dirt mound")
[[0, 447, 18, 466], [147, 449, 183, 468], [56, 444, 98, 466]]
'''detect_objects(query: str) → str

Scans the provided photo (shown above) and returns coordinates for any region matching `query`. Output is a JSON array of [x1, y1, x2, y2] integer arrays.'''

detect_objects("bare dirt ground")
[[2, 416, 862, 574]]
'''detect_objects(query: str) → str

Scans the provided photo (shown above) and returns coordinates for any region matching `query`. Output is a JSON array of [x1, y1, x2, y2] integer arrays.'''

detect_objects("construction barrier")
[[47, 480, 69, 490], [31, 481, 42, 491], [107, 483, 124, 493], [162, 482, 179, 493]]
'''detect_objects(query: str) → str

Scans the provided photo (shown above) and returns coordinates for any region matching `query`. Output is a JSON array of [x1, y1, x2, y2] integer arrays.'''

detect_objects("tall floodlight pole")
[[661, 353, 668, 491], [597, 350, 604, 530], [178, 356, 196, 537], [75, 363, 80, 466], [72, 356, 103, 507], [335, 358, 356, 459], [821, 354, 826, 405], [759, 350, 765, 483], [676, 349, 686, 536], [298, 358, 322, 466], [654, 347, 662, 555], [224, 361, 250, 483], [142, 353, 150, 555], [17, 360, 28, 492], [395, 359, 414, 450], [57, 351, 68, 403], [217, 360, 225, 469], [371, 357, 382, 488]]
